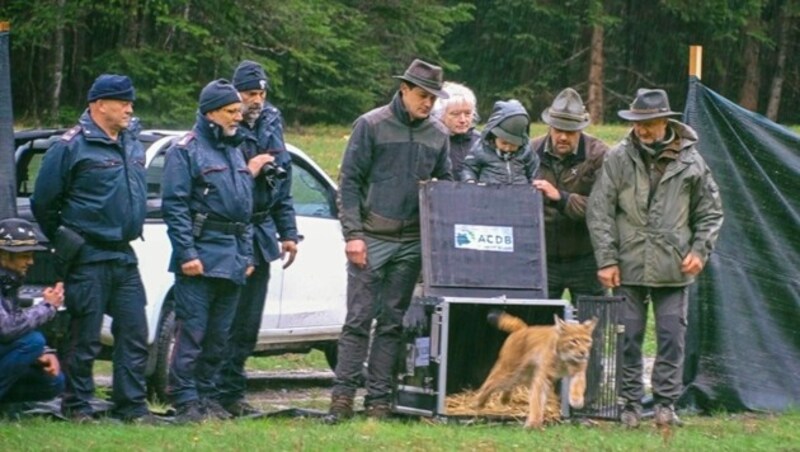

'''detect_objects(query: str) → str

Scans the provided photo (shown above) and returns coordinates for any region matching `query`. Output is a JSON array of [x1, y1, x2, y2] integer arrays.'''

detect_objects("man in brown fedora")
[[587, 88, 723, 428], [329, 58, 452, 422], [531, 88, 608, 300]]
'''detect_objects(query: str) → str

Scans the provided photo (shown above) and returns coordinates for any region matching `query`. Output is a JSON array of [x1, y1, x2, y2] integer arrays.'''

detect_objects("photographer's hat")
[[0, 218, 46, 253], [394, 59, 449, 99], [233, 60, 270, 92]]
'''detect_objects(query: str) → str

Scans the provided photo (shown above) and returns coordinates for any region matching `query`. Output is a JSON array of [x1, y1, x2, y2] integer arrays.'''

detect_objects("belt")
[[203, 219, 248, 235], [89, 240, 131, 252], [251, 210, 270, 224]]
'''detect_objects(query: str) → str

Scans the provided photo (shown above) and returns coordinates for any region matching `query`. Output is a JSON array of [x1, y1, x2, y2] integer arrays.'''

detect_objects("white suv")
[[14, 129, 347, 400]]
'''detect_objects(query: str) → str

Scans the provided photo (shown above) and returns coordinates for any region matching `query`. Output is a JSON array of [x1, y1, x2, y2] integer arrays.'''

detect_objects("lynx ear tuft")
[[554, 315, 566, 332]]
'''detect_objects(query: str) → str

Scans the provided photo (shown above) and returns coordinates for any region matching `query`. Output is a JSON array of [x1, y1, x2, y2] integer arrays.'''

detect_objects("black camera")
[[260, 162, 288, 180]]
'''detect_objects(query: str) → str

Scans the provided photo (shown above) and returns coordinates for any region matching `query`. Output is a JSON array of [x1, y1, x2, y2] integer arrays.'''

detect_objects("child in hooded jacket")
[[462, 99, 538, 184]]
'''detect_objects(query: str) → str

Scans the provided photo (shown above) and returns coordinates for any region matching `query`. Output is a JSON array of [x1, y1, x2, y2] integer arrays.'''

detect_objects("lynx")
[[474, 312, 597, 429]]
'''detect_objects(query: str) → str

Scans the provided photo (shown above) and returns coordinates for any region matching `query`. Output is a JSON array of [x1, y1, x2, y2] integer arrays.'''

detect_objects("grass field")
[[1, 410, 798, 451]]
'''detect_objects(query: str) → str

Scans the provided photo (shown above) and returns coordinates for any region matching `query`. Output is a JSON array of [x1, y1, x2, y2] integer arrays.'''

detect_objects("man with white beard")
[[161, 79, 255, 423], [216, 61, 299, 417]]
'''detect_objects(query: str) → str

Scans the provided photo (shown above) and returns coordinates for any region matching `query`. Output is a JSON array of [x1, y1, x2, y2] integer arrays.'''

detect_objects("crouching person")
[[0, 218, 65, 406], [162, 80, 254, 423]]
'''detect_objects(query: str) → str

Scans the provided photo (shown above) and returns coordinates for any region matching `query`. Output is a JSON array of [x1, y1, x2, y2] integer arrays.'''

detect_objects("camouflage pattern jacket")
[[0, 268, 56, 343]]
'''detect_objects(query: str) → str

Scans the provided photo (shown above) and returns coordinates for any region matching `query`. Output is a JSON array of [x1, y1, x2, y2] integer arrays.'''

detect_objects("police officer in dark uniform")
[[162, 79, 254, 423], [215, 61, 298, 417], [31, 74, 152, 423]]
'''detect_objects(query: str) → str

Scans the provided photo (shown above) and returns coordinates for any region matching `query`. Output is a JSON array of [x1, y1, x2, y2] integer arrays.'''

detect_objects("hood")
[[481, 99, 530, 143]]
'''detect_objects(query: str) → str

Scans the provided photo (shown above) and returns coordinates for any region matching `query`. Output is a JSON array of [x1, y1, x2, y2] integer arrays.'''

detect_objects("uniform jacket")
[[162, 113, 254, 285], [239, 102, 298, 265], [462, 101, 538, 184], [337, 92, 452, 242], [448, 128, 480, 182], [587, 120, 724, 287], [0, 268, 55, 343], [31, 111, 147, 264], [531, 133, 608, 260]]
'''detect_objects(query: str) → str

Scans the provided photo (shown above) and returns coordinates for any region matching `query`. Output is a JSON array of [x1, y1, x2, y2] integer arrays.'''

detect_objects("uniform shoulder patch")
[[176, 132, 196, 147], [60, 125, 82, 142]]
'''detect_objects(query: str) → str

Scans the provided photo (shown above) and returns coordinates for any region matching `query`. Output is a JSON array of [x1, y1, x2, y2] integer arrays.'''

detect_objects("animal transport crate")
[[393, 296, 573, 419], [572, 295, 626, 421], [418, 181, 548, 299]]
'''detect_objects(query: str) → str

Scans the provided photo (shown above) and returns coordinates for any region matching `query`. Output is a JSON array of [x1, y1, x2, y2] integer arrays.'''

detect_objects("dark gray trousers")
[[332, 237, 421, 405], [547, 253, 604, 300], [616, 285, 688, 406]]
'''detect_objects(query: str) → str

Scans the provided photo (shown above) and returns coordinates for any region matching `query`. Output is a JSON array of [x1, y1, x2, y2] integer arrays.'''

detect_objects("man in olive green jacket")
[[587, 88, 723, 428]]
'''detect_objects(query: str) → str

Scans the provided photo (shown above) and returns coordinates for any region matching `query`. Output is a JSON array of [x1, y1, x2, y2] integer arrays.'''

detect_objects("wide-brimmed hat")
[[393, 59, 449, 99], [618, 88, 681, 121], [541, 88, 590, 131], [0, 218, 47, 253]]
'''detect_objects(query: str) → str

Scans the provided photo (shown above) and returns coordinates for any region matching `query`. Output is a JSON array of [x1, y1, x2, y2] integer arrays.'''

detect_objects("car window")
[[291, 162, 337, 219], [145, 149, 336, 220], [17, 152, 45, 197], [16, 134, 62, 198], [145, 149, 167, 219], [147, 151, 166, 199]]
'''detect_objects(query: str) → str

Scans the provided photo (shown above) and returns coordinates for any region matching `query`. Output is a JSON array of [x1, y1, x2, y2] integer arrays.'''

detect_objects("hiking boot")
[[174, 401, 205, 424], [201, 398, 233, 421], [620, 402, 642, 428], [64, 410, 98, 424], [654, 404, 684, 427], [365, 402, 392, 420], [324, 394, 354, 424], [221, 399, 262, 418], [119, 413, 172, 426]]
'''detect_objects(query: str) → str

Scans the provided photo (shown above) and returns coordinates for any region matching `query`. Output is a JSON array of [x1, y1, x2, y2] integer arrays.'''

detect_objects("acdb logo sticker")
[[454, 224, 514, 252]]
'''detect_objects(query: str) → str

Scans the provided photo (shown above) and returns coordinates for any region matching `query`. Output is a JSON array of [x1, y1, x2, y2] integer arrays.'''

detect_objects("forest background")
[[2, 0, 798, 128]]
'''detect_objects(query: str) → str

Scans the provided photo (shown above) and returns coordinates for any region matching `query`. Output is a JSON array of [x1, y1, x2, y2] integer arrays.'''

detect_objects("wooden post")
[[689, 45, 702, 80]]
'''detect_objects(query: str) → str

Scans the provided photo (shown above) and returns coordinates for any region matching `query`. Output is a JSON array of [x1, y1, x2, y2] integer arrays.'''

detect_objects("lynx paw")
[[524, 419, 544, 430], [569, 395, 585, 409]]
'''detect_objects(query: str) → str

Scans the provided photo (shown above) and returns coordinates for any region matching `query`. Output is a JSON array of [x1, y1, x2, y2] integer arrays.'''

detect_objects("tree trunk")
[[738, 22, 762, 111], [766, 2, 792, 121], [51, 0, 66, 123], [127, 0, 140, 47], [587, 23, 604, 124]]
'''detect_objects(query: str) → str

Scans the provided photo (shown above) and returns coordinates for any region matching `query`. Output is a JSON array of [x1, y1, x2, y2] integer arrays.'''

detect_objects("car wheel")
[[322, 343, 338, 370], [146, 305, 176, 403]]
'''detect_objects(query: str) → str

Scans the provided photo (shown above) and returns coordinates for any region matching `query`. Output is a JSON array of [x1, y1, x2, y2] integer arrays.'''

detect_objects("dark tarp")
[[0, 29, 17, 219], [680, 77, 800, 412]]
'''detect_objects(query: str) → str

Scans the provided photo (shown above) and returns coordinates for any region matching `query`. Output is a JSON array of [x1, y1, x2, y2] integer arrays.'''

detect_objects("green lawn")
[[1, 411, 798, 451]]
